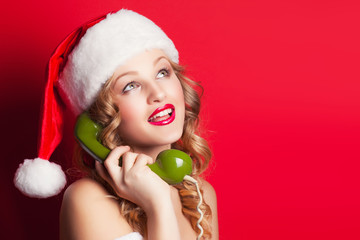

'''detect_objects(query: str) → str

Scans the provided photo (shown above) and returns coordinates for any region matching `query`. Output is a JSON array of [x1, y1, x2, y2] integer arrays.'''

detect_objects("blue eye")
[[122, 81, 139, 93], [157, 68, 169, 78]]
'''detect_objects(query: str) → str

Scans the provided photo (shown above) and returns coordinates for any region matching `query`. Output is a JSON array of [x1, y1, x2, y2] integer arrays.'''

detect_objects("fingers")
[[132, 154, 153, 171], [103, 145, 130, 181], [95, 161, 111, 183], [122, 152, 138, 172], [95, 147, 166, 205], [99, 146, 155, 188]]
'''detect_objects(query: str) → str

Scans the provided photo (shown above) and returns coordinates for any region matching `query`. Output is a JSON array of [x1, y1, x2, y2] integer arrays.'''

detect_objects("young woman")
[[14, 9, 218, 240]]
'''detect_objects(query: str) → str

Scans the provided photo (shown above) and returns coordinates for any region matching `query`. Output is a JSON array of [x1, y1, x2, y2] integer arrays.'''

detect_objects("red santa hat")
[[14, 9, 179, 198]]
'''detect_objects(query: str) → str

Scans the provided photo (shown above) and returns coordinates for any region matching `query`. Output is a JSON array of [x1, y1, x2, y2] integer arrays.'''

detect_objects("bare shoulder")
[[199, 178, 217, 205], [60, 178, 133, 240], [62, 177, 108, 201], [199, 178, 219, 240]]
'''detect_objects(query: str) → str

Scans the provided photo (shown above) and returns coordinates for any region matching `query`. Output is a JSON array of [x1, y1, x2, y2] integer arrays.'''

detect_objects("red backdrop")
[[1, 0, 359, 239]]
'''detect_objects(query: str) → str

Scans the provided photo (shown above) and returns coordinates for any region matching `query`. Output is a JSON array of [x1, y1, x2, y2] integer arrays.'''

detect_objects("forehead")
[[114, 49, 169, 74]]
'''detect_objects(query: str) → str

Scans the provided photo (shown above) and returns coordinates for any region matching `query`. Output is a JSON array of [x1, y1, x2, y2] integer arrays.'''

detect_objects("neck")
[[131, 144, 171, 162]]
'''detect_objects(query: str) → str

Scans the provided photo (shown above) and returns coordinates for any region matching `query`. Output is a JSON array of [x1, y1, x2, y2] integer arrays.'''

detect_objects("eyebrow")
[[113, 56, 167, 83], [153, 56, 166, 66]]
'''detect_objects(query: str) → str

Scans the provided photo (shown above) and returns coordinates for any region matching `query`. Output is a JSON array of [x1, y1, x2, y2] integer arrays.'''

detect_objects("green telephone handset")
[[74, 112, 192, 185]]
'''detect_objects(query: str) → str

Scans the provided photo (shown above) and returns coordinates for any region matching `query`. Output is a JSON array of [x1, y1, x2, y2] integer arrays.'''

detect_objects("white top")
[[114, 232, 143, 240]]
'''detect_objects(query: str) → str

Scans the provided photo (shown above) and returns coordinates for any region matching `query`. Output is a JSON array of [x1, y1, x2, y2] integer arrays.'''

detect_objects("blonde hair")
[[75, 61, 213, 238]]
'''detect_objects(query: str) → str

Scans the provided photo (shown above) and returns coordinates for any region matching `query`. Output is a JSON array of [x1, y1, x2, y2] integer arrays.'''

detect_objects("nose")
[[147, 82, 166, 104]]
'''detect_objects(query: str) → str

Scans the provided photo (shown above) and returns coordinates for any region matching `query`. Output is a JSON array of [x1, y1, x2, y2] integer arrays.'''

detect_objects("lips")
[[148, 104, 175, 126]]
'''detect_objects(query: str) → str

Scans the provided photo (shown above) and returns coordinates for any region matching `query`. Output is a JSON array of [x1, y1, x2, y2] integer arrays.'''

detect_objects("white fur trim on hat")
[[14, 158, 67, 198], [59, 9, 179, 114]]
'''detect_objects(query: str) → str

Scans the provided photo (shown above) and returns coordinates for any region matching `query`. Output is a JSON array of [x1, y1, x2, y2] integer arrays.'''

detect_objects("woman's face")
[[111, 49, 185, 153]]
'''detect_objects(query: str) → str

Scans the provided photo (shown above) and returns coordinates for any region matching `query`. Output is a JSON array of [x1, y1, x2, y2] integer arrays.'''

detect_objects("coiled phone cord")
[[183, 175, 204, 240]]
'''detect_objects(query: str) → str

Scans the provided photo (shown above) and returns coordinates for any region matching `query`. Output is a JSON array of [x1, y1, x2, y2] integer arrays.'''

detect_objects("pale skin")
[[59, 49, 219, 240]]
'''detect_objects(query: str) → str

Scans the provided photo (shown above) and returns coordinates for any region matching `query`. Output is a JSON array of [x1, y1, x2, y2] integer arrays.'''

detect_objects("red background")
[[1, 0, 359, 239]]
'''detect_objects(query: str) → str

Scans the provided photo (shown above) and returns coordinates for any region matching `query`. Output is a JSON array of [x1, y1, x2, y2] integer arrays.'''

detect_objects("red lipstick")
[[148, 104, 175, 126]]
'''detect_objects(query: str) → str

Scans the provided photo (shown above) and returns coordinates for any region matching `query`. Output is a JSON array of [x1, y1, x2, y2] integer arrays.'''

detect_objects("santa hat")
[[14, 9, 179, 198]]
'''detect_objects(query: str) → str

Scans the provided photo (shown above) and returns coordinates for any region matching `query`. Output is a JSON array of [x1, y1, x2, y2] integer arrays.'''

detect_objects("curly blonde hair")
[[74, 60, 213, 238]]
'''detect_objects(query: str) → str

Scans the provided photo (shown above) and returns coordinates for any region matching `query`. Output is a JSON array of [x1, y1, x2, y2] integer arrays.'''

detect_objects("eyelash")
[[121, 67, 171, 93], [122, 81, 139, 93], [157, 67, 170, 78]]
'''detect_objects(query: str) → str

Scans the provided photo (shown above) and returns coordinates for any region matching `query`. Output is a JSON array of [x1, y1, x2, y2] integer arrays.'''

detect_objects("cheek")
[[177, 86, 185, 102], [117, 103, 142, 141], [117, 100, 142, 124], [171, 83, 186, 127], [170, 80, 185, 104]]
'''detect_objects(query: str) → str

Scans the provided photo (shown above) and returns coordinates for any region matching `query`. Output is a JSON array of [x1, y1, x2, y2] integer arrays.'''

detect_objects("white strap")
[[114, 232, 143, 240]]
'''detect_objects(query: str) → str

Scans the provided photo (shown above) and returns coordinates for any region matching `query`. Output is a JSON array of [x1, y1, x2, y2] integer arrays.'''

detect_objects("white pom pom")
[[14, 158, 67, 198]]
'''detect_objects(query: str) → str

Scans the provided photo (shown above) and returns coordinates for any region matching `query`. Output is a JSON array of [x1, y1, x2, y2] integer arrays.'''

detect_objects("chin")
[[124, 130, 183, 149], [158, 131, 183, 146]]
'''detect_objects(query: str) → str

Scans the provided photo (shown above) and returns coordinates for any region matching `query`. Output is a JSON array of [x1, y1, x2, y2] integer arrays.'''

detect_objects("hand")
[[95, 146, 171, 212]]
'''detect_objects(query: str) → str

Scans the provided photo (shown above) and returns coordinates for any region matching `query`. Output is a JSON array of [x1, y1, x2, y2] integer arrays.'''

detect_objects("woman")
[[15, 9, 218, 240]]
